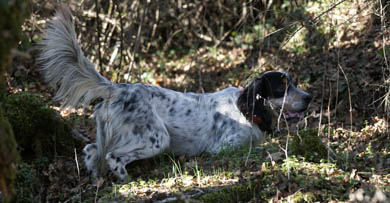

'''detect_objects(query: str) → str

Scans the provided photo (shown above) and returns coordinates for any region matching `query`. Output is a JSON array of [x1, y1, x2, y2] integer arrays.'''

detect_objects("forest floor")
[[3, 0, 390, 202]]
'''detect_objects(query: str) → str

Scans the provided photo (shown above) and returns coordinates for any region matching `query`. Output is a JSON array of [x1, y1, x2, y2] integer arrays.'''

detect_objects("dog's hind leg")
[[105, 115, 170, 180], [83, 114, 109, 177]]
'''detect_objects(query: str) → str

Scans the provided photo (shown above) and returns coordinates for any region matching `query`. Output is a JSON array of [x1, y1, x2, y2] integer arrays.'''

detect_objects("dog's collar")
[[240, 103, 262, 126]]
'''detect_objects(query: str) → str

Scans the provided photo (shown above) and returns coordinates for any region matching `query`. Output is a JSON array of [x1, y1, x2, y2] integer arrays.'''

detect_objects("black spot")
[[212, 101, 219, 108], [185, 109, 192, 116], [126, 104, 137, 112], [213, 112, 222, 121], [156, 145, 160, 148], [211, 124, 216, 131], [134, 89, 142, 95], [87, 155, 91, 160], [221, 120, 227, 128], [124, 116, 132, 124], [169, 107, 175, 116], [110, 153, 115, 159], [116, 157, 121, 163], [154, 92, 167, 100], [124, 96, 138, 111], [146, 124, 151, 130], [114, 166, 118, 171], [132, 125, 144, 135], [120, 90, 128, 98], [172, 100, 177, 105], [150, 137, 156, 144], [120, 168, 126, 175]]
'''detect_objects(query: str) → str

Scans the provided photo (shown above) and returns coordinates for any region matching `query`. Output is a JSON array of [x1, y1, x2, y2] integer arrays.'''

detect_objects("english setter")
[[38, 7, 312, 180]]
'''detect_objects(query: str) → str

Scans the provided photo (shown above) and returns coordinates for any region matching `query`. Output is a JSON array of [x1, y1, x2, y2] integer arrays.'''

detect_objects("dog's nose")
[[303, 94, 312, 103]]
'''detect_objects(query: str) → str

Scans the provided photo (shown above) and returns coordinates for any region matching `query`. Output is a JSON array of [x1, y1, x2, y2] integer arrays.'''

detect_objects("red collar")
[[240, 103, 262, 126]]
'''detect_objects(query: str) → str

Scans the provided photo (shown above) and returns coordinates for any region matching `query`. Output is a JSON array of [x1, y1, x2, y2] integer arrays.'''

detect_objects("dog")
[[38, 7, 312, 180]]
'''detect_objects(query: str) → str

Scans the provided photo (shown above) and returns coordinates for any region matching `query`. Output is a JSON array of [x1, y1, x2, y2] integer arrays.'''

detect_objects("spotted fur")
[[38, 7, 311, 180]]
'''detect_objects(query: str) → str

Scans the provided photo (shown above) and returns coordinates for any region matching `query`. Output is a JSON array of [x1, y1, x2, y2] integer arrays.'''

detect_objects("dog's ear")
[[238, 76, 272, 133]]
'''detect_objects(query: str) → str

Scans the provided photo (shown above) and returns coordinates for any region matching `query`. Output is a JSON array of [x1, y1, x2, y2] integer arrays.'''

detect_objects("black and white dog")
[[38, 7, 311, 179]]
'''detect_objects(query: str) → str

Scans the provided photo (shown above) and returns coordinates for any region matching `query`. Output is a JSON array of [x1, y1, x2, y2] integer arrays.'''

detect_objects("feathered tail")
[[38, 6, 112, 108]]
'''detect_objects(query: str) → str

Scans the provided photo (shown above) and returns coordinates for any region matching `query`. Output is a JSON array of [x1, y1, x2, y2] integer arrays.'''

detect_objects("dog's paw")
[[105, 152, 128, 180], [83, 143, 98, 172]]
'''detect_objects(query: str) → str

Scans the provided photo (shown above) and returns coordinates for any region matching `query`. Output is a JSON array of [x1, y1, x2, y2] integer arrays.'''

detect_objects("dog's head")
[[237, 71, 312, 133]]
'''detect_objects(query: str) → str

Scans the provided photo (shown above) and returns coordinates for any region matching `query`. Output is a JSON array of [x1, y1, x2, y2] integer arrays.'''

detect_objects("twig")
[[100, 0, 115, 64], [74, 148, 82, 202], [126, 1, 148, 83], [318, 73, 325, 137], [108, 42, 120, 70], [327, 80, 332, 163], [337, 50, 353, 167], [82, 10, 118, 26], [115, 0, 125, 83], [95, 0, 103, 72]]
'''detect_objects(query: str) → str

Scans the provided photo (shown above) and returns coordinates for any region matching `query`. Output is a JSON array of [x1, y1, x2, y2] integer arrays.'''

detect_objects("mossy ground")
[[290, 128, 328, 162], [1, 92, 77, 160]]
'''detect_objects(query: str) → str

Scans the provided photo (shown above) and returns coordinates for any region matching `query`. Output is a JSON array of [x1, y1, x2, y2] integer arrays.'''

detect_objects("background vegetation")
[[1, 0, 390, 202]]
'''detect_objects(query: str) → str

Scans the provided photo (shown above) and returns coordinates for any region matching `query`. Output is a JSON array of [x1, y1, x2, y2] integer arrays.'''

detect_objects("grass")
[[67, 126, 387, 202]]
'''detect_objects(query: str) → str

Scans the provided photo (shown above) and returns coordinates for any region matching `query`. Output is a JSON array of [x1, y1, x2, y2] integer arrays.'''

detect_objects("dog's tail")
[[38, 6, 112, 109]]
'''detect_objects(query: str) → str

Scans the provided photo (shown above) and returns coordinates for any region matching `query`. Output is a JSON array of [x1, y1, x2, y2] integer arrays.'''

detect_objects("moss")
[[199, 181, 261, 202], [0, 111, 20, 202], [290, 128, 328, 162], [0, 0, 30, 98], [0, 1, 30, 202], [288, 191, 316, 202], [1, 92, 77, 160]]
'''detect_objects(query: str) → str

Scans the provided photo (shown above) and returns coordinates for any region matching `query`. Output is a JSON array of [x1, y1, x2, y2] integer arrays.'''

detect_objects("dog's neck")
[[239, 102, 263, 126], [237, 89, 272, 133]]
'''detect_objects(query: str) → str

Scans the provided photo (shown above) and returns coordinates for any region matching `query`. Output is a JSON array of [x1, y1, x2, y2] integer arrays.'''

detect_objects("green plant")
[[290, 128, 328, 163]]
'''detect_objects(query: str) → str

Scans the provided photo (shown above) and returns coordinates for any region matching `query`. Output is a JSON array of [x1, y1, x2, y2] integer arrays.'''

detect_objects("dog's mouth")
[[276, 109, 305, 122], [283, 111, 304, 122]]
